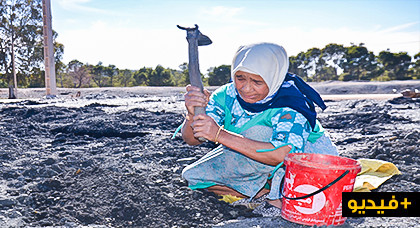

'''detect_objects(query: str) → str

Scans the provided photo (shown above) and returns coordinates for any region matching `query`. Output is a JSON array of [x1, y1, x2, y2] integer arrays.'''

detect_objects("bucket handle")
[[281, 170, 349, 200]]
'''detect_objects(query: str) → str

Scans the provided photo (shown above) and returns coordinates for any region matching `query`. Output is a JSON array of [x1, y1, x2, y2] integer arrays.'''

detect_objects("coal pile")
[[0, 94, 418, 227]]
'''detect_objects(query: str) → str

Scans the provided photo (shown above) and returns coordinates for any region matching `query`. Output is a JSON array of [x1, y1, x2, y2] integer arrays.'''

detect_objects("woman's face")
[[234, 70, 269, 103]]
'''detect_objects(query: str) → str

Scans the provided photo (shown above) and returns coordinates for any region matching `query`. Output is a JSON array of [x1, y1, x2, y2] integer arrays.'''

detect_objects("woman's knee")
[[181, 165, 193, 181], [304, 133, 338, 156]]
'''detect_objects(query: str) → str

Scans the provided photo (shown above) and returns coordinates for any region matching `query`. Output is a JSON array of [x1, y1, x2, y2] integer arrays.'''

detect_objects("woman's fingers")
[[186, 85, 209, 103], [192, 114, 211, 122], [190, 114, 218, 140], [191, 124, 209, 139], [186, 84, 200, 91], [185, 89, 207, 105], [185, 86, 208, 116], [203, 89, 211, 103], [185, 92, 207, 104], [185, 98, 206, 115]]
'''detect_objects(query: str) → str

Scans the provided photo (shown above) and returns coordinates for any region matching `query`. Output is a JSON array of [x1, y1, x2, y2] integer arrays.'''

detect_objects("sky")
[[51, 0, 420, 73]]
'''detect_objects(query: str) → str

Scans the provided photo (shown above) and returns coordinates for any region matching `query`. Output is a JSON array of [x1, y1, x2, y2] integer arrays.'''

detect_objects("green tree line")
[[3, 44, 418, 88], [1, 1, 419, 88], [289, 43, 419, 82]]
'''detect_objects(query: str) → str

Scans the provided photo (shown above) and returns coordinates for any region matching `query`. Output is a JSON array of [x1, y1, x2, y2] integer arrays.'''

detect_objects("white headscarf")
[[231, 42, 289, 98]]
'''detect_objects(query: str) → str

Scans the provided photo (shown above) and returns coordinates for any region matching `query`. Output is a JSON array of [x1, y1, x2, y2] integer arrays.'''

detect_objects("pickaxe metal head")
[[177, 24, 212, 46]]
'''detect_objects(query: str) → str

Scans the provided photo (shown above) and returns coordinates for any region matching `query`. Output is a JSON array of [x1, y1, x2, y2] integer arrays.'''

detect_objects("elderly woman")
[[180, 43, 337, 216]]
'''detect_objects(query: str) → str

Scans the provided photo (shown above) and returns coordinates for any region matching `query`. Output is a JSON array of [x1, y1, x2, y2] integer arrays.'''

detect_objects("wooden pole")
[[42, 0, 57, 96], [11, 40, 17, 99], [186, 30, 206, 117], [10, 1, 17, 99]]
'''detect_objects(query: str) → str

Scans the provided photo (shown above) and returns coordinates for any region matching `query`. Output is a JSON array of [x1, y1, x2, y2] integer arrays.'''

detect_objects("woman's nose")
[[241, 82, 252, 92]]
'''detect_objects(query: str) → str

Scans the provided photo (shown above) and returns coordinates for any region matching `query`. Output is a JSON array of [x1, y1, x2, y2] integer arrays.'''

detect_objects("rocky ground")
[[0, 81, 419, 227]]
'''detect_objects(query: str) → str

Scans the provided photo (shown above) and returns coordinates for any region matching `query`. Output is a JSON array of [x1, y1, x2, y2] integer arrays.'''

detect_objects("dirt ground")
[[0, 81, 419, 227]]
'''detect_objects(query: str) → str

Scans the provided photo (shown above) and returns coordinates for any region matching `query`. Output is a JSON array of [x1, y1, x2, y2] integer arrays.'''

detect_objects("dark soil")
[[320, 97, 420, 194], [0, 93, 419, 227]]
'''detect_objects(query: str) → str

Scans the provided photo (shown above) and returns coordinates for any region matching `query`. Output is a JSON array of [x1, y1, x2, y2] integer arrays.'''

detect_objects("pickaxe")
[[178, 24, 212, 141]]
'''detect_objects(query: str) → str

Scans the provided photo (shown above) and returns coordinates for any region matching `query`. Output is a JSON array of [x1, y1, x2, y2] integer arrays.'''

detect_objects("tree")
[[338, 72, 356, 81], [316, 66, 338, 81], [318, 43, 346, 81], [116, 69, 133, 87], [378, 51, 412, 80], [289, 52, 308, 79], [0, 0, 64, 88], [133, 67, 151, 86], [304, 48, 322, 81], [90, 62, 108, 87], [176, 62, 189, 86], [407, 52, 420, 79], [104, 64, 118, 86], [340, 43, 377, 81], [26, 30, 64, 88], [55, 58, 66, 88], [208, 64, 231, 86], [67, 59, 90, 88], [171, 69, 185, 87], [26, 67, 43, 87], [0, 0, 43, 87], [148, 65, 174, 86], [321, 43, 346, 66]]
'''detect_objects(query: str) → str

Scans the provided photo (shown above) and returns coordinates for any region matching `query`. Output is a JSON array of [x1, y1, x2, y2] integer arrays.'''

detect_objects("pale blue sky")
[[51, 0, 420, 72]]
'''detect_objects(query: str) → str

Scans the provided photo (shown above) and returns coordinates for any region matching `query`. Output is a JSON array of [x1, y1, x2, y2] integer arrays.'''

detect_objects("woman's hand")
[[190, 114, 220, 142], [182, 85, 212, 145], [184, 85, 211, 116]]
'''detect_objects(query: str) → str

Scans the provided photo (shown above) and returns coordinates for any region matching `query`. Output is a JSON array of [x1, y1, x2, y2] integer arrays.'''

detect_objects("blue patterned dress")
[[182, 83, 338, 200]]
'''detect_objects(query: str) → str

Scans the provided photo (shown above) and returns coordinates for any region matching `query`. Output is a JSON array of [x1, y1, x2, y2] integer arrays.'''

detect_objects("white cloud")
[[378, 21, 419, 34]]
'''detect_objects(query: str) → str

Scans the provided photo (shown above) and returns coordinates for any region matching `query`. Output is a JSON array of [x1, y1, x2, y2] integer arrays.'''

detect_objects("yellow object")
[[218, 194, 243, 204], [353, 159, 401, 192]]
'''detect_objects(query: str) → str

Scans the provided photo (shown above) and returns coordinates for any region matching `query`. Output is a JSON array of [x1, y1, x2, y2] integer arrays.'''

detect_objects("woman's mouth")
[[241, 94, 258, 101], [243, 95, 255, 99]]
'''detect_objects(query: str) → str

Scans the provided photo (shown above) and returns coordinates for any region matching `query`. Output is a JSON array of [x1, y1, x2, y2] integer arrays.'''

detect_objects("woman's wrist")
[[214, 125, 224, 144]]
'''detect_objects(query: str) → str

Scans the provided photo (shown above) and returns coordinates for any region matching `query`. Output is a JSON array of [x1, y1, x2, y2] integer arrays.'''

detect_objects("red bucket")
[[281, 153, 361, 226]]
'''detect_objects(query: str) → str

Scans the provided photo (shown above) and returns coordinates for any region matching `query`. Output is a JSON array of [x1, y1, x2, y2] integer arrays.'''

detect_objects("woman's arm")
[[217, 128, 291, 166], [183, 84, 294, 166], [181, 113, 202, 145], [191, 114, 291, 166]]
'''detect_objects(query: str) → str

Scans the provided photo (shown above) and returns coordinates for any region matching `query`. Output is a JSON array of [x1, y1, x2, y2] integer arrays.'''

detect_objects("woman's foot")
[[207, 185, 247, 198], [267, 199, 282, 208], [252, 199, 283, 217], [230, 193, 268, 209]]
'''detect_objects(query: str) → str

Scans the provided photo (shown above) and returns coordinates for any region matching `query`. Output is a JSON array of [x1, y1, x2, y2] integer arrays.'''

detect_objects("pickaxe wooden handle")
[[178, 24, 212, 141]]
